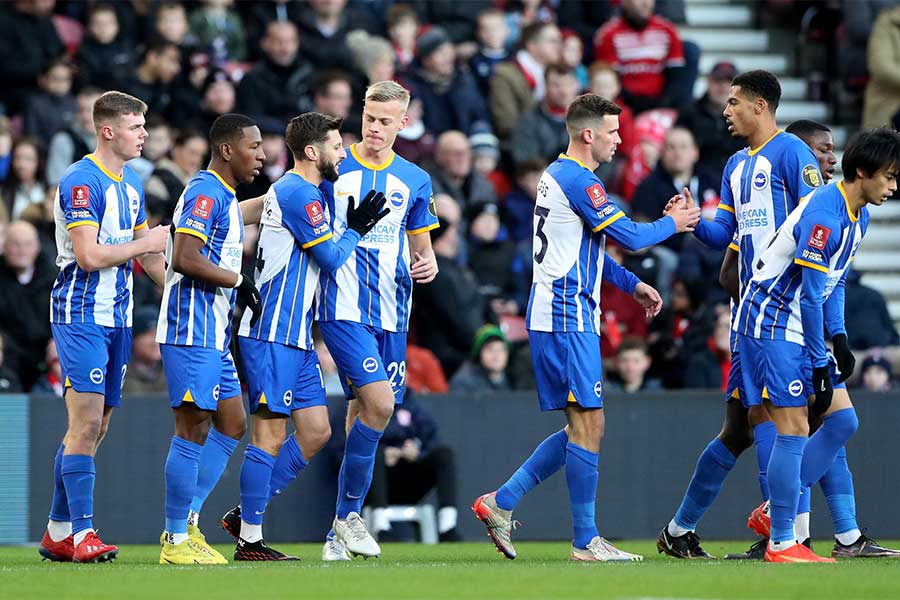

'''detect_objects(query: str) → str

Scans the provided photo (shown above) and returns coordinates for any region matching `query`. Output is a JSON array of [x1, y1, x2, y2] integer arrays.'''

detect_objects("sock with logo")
[[335, 420, 382, 519], [753, 421, 777, 501], [820, 447, 860, 540], [190, 427, 239, 516], [62, 454, 95, 537], [565, 442, 600, 550], [165, 436, 202, 537], [496, 429, 568, 511], [48, 443, 71, 531], [671, 438, 737, 533], [767, 434, 807, 544], [240, 445, 276, 528], [268, 435, 308, 501]]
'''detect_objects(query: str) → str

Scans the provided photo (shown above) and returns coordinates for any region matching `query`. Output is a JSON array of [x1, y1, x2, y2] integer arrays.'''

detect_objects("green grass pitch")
[[2, 541, 900, 599]]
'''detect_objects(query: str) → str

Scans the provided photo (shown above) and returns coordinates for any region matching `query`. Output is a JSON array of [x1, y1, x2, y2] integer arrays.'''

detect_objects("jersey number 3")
[[534, 206, 550, 264]]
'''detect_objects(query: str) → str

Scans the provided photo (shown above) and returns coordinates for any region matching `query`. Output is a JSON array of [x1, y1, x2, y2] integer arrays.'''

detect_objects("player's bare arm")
[[133, 225, 167, 286], [719, 248, 740, 303], [171, 231, 243, 288], [69, 221, 167, 272], [239, 195, 265, 225], [408, 231, 438, 283]]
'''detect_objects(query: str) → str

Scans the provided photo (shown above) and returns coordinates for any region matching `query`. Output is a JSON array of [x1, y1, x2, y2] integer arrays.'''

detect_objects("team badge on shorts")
[[362, 357, 378, 373], [90, 368, 104, 384], [788, 379, 803, 397], [283, 390, 293, 406]]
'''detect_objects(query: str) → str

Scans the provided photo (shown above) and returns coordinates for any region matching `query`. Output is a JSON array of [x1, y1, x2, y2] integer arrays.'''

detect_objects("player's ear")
[[218, 141, 233, 162], [304, 144, 318, 162], [398, 114, 409, 131], [581, 128, 593, 145]]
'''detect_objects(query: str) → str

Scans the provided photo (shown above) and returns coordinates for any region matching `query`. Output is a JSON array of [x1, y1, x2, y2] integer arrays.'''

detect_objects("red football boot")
[[39, 530, 75, 562], [747, 501, 771, 538], [73, 531, 118, 563], [765, 542, 835, 563]]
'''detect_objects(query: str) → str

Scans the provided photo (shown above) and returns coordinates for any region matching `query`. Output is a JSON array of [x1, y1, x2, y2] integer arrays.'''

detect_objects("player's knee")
[[219, 420, 247, 441], [365, 398, 395, 427], [70, 416, 103, 446], [303, 423, 331, 457], [717, 429, 752, 455], [747, 405, 770, 428]]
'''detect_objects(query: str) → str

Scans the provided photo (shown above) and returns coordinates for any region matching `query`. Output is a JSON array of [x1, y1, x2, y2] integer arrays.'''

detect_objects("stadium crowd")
[[1, 0, 898, 398]]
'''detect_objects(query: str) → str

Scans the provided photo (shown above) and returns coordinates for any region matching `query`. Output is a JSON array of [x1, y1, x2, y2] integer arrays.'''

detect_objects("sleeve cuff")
[[66, 220, 99, 230], [407, 222, 440, 236], [728, 242, 740, 252], [134, 220, 148, 231], [174, 227, 209, 244]]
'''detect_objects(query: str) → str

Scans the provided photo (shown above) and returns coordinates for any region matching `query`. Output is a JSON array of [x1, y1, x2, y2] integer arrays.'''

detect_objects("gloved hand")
[[346, 189, 390, 236], [811, 365, 833, 416], [831, 333, 855, 383], [235, 274, 262, 327]]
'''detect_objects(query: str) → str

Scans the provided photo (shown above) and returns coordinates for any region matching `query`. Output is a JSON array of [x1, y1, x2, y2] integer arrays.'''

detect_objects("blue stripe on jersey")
[[283, 251, 308, 346], [551, 277, 566, 332], [368, 248, 382, 329], [355, 248, 372, 324], [115, 266, 128, 327], [254, 267, 284, 339], [394, 232, 409, 329], [81, 270, 99, 323]]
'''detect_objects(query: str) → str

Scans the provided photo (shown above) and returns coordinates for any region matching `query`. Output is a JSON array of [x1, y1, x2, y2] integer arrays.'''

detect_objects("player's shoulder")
[[775, 131, 817, 161], [387, 151, 430, 184], [122, 163, 143, 189], [60, 157, 101, 187], [724, 148, 750, 172], [275, 171, 321, 204]]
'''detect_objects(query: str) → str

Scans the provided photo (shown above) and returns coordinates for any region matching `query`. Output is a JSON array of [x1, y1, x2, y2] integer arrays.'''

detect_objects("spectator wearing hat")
[[469, 126, 509, 198], [860, 354, 893, 392], [123, 307, 166, 395], [675, 60, 744, 175], [449, 325, 512, 393], [188, 70, 238, 133], [510, 64, 580, 168], [405, 26, 491, 137], [470, 9, 511, 98], [427, 131, 497, 213]]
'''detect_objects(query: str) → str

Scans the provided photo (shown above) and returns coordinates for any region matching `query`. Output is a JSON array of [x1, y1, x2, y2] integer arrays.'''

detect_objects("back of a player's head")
[[786, 119, 831, 141], [285, 112, 343, 158], [731, 70, 781, 113], [842, 128, 900, 182], [565, 93, 622, 137], [365, 80, 410, 113], [209, 113, 257, 155], [92, 91, 148, 131]]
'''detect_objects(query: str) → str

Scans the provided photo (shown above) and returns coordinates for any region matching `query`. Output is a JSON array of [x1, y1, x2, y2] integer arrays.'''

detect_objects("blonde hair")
[[365, 80, 410, 113], [93, 91, 147, 131]]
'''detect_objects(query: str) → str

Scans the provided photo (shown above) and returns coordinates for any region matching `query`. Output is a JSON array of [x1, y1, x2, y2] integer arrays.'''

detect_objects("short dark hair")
[[841, 127, 900, 182], [786, 119, 831, 141], [93, 91, 147, 130], [285, 112, 343, 158], [312, 70, 352, 98], [141, 36, 179, 62], [386, 3, 417, 28], [209, 113, 256, 152], [566, 93, 621, 135], [731, 70, 781, 112], [617, 336, 648, 356], [520, 22, 554, 49], [545, 63, 576, 81], [174, 128, 206, 147]]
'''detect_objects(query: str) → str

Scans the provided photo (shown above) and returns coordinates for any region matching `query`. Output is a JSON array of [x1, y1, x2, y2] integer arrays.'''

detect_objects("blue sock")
[[767, 434, 807, 543], [565, 442, 599, 549], [335, 420, 382, 519], [61, 455, 95, 535], [165, 436, 202, 534], [801, 408, 859, 489], [496, 429, 568, 511], [268, 435, 308, 501], [673, 438, 737, 530], [753, 421, 776, 501], [190, 428, 239, 515], [240, 445, 276, 526], [820, 447, 858, 535], [49, 443, 70, 522]]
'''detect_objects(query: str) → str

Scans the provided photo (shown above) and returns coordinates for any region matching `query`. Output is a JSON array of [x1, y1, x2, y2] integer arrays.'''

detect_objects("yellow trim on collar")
[[350, 144, 395, 171]]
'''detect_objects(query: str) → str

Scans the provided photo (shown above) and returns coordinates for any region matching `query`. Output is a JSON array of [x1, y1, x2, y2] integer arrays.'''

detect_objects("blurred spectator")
[[412, 196, 487, 376], [46, 87, 101, 186], [411, 0, 493, 49], [2, 137, 47, 222], [154, 2, 195, 49], [593, 0, 685, 112], [620, 108, 675, 202], [19, 185, 56, 253], [607, 337, 661, 393], [510, 64, 579, 167], [0, 0, 64, 117], [75, 3, 135, 91], [296, 0, 373, 74], [470, 9, 511, 98], [647, 277, 707, 387], [556, 1, 615, 50], [588, 61, 635, 160], [676, 235, 727, 306], [631, 127, 718, 251], [675, 61, 743, 175], [0, 220, 54, 389], [839, 1, 893, 97], [504, 0, 556, 49], [0, 335, 23, 393], [236, 119, 287, 200], [386, 4, 419, 73], [186, 70, 237, 134], [31, 338, 61, 397], [393, 97, 436, 165], [860, 354, 893, 392], [366, 393, 460, 542], [863, 5, 900, 128], [405, 344, 449, 394], [561, 30, 589, 89], [449, 325, 512, 392], [312, 70, 354, 121], [239, 0, 306, 63], [129, 116, 174, 183], [466, 202, 523, 315], [346, 31, 395, 86], [502, 157, 543, 245], [123, 306, 165, 394], [427, 131, 497, 211], [599, 245, 651, 358], [845, 269, 900, 350], [125, 39, 183, 123], [189, 0, 247, 63], [470, 126, 508, 197], [236, 21, 314, 125], [145, 129, 207, 223], [0, 117, 11, 182], [490, 22, 562, 141], [683, 305, 732, 390], [24, 59, 76, 144], [405, 27, 490, 136]]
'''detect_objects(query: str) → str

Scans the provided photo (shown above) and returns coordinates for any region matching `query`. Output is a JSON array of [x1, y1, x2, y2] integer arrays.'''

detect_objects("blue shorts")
[[529, 331, 603, 412], [160, 344, 242, 411], [725, 349, 744, 403], [238, 337, 327, 415], [318, 320, 407, 403], [736, 334, 845, 408], [51, 323, 132, 407]]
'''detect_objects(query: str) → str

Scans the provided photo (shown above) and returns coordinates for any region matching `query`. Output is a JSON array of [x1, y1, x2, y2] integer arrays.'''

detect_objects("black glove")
[[236, 274, 262, 327], [346, 189, 390, 236], [811, 365, 833, 416], [831, 333, 855, 383]]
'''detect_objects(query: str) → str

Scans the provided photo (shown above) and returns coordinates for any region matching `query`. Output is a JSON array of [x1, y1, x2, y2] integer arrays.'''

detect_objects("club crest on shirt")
[[752, 171, 768, 190], [192, 195, 213, 219], [72, 185, 90, 208], [586, 183, 607, 208], [808, 224, 831, 250], [306, 200, 325, 225], [802, 164, 822, 188]]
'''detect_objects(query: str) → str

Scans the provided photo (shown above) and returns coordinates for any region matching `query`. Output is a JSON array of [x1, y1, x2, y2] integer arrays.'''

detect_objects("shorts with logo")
[[318, 320, 407, 403], [736, 334, 845, 408], [238, 337, 327, 415], [160, 343, 242, 411], [51, 323, 132, 407], [529, 330, 603, 412]]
